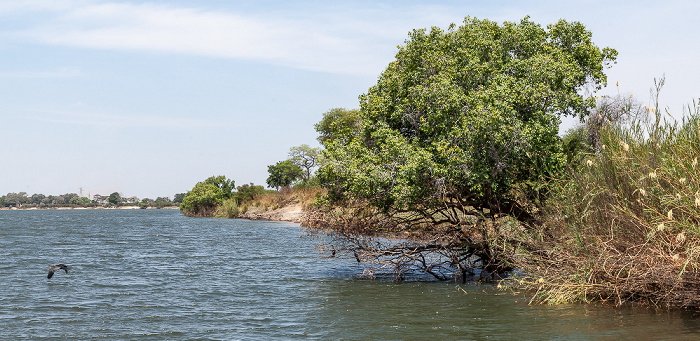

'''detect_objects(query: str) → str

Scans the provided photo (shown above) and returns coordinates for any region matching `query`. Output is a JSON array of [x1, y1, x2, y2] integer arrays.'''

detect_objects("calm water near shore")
[[2, 209, 700, 340]]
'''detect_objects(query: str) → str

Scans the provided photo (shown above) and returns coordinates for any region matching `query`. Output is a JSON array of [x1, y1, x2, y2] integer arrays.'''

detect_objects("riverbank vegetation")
[[303, 17, 700, 308], [516, 80, 700, 307], [178, 16, 700, 308], [304, 16, 616, 283], [179, 175, 322, 218], [0, 191, 180, 209], [180, 144, 322, 218]]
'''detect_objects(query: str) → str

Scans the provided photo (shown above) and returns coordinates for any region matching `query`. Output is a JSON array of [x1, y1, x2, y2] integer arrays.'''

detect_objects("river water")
[[2, 209, 700, 340]]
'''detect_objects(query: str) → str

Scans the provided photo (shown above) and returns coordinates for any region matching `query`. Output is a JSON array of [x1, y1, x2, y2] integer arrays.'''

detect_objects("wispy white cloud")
[[0, 0, 80, 12], [7, 0, 451, 76]]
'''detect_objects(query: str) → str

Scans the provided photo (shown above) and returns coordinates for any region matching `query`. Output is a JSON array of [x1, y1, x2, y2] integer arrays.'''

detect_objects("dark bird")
[[47, 264, 69, 279]]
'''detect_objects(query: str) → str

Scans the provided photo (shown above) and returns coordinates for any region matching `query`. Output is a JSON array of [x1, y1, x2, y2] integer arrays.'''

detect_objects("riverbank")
[[214, 187, 319, 223], [238, 203, 304, 223]]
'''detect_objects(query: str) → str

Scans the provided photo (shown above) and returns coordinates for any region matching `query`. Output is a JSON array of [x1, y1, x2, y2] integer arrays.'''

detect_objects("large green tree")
[[266, 160, 303, 190], [180, 175, 235, 216], [314, 16, 617, 281], [108, 192, 122, 206], [180, 182, 225, 217], [320, 16, 616, 222], [203, 175, 235, 199]]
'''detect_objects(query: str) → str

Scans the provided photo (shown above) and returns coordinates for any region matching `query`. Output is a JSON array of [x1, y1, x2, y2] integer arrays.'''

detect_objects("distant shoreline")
[[1, 203, 304, 224], [0, 206, 180, 211]]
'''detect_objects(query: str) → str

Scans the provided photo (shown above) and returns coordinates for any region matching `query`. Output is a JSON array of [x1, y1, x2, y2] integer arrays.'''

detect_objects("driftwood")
[[302, 203, 519, 282]]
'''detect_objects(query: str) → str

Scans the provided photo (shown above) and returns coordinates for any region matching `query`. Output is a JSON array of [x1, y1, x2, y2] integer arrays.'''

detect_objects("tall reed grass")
[[516, 94, 700, 307], [215, 198, 240, 218]]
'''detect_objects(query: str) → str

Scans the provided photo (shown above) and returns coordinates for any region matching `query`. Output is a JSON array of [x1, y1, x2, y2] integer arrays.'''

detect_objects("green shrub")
[[180, 183, 224, 217]]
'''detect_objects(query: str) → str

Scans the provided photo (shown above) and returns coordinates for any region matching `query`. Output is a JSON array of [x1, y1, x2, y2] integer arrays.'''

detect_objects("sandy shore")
[[238, 204, 304, 223], [1, 204, 303, 223]]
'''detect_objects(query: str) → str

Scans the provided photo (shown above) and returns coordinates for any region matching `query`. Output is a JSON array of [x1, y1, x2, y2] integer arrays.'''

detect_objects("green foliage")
[[70, 196, 90, 205], [267, 160, 303, 190], [319, 16, 616, 221], [180, 181, 226, 217], [0, 190, 170, 209], [314, 108, 362, 146], [31, 193, 45, 205], [3, 192, 29, 207], [150, 197, 173, 208], [108, 192, 122, 206], [561, 126, 593, 167], [235, 183, 268, 203], [294, 176, 321, 190], [173, 193, 186, 204], [203, 175, 235, 199]]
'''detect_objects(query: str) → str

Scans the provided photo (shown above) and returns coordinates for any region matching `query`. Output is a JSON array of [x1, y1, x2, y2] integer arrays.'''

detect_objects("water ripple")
[[3, 210, 700, 340]]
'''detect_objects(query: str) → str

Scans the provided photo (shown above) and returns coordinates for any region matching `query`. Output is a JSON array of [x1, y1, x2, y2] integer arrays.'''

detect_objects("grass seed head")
[[676, 232, 686, 244]]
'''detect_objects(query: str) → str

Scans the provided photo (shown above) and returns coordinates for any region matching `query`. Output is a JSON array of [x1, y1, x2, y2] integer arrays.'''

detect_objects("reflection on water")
[[1, 209, 699, 340]]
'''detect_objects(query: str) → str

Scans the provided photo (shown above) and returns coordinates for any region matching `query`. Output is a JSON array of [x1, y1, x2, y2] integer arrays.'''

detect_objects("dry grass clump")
[[516, 99, 700, 307], [213, 198, 240, 218], [243, 187, 325, 214]]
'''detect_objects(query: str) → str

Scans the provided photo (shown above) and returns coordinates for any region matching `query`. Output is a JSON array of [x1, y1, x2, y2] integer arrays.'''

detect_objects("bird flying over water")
[[47, 264, 69, 279]]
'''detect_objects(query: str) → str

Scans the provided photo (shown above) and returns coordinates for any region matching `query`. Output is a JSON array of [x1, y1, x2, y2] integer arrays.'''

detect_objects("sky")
[[1, 0, 698, 199]]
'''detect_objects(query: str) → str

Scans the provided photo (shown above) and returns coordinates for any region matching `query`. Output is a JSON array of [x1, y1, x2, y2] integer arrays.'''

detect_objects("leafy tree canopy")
[[319, 16, 617, 222], [179, 175, 235, 216], [266, 160, 303, 190], [3, 192, 28, 207], [180, 182, 225, 217], [108, 192, 122, 206], [314, 108, 362, 146], [203, 175, 235, 199], [235, 183, 268, 203], [173, 193, 186, 204]]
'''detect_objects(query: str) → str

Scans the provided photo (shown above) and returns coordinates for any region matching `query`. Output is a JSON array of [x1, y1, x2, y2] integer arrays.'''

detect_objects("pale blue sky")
[[1, 0, 698, 199]]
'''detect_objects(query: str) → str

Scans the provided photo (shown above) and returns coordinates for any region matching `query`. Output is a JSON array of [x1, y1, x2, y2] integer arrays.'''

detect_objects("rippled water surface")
[[2, 209, 700, 340]]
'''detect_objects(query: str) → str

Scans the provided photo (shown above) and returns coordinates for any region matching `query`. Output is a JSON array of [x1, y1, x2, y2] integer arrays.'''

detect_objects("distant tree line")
[[0, 191, 184, 209]]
